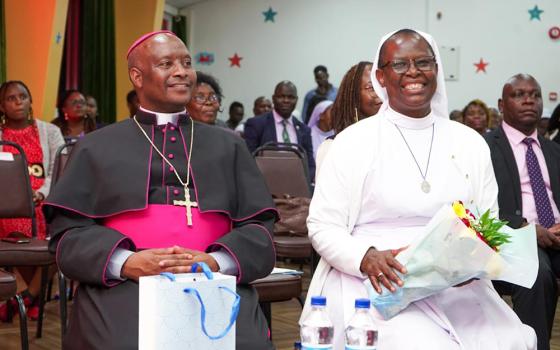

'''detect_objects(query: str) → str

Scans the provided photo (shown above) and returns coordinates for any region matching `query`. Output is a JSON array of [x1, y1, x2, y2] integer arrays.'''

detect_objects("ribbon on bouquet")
[[160, 262, 240, 340]]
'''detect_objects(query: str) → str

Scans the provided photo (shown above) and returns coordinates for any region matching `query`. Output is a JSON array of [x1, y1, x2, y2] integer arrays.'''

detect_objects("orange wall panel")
[[114, 0, 164, 121], [5, 0, 68, 120]]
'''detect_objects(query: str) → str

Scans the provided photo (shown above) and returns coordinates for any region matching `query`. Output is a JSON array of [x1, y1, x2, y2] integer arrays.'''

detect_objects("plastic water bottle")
[[300, 296, 334, 349], [344, 298, 378, 350]]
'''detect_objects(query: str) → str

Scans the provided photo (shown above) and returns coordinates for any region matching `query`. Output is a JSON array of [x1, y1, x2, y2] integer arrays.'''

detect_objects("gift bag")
[[139, 262, 239, 350]]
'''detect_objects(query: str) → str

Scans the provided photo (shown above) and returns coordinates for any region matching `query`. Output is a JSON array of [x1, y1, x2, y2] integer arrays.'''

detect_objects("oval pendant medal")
[[421, 180, 431, 193]]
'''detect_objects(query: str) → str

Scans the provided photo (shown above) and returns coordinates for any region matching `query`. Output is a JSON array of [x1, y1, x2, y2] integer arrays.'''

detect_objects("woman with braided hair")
[[315, 61, 382, 175]]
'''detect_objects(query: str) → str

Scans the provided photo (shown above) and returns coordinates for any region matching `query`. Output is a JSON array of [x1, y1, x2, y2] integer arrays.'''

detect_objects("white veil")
[[371, 29, 449, 119]]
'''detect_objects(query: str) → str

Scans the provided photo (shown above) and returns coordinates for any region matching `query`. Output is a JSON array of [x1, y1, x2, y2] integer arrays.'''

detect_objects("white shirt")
[[273, 109, 298, 143]]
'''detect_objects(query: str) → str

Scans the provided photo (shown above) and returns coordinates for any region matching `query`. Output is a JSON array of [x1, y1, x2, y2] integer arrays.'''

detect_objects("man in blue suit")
[[244, 81, 316, 181]]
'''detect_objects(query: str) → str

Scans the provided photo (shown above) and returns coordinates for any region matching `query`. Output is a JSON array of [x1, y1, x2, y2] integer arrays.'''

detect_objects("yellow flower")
[[452, 201, 468, 219]]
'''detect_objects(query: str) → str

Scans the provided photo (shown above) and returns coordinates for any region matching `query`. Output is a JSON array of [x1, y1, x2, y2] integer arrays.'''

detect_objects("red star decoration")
[[228, 53, 242, 68], [474, 58, 489, 73]]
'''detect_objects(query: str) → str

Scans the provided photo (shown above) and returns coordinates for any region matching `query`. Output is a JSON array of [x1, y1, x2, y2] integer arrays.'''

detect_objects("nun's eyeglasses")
[[380, 56, 436, 74]]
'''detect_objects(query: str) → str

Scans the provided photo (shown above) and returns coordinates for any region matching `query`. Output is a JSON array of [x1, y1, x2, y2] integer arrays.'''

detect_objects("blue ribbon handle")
[[159, 262, 213, 281], [160, 263, 240, 340], [191, 262, 214, 280], [183, 285, 240, 340]]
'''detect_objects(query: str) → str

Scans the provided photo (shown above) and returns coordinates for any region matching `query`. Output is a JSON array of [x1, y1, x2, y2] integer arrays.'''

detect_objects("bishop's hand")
[[360, 247, 407, 295], [121, 247, 194, 281], [159, 246, 220, 273]]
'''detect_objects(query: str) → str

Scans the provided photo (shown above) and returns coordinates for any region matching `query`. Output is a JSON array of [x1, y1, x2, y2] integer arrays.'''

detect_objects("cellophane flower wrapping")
[[366, 204, 538, 320]]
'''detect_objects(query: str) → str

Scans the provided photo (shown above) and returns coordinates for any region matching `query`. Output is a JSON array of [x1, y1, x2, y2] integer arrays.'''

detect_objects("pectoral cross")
[[173, 186, 198, 226]]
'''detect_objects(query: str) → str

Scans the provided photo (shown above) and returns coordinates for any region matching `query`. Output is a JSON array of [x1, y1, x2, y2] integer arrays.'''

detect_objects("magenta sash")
[[103, 204, 231, 250]]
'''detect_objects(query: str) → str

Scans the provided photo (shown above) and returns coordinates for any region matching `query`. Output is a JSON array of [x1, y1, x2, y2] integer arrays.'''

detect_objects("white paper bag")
[[139, 262, 239, 350]]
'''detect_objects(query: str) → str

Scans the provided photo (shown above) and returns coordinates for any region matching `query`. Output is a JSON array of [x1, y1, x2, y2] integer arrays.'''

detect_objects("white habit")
[[301, 29, 537, 350]]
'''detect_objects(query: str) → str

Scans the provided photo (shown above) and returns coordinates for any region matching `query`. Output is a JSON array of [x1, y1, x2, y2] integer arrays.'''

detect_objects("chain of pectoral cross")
[[133, 116, 198, 226]]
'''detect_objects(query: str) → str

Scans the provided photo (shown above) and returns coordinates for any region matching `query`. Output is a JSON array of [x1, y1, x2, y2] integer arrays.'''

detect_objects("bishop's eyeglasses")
[[380, 56, 437, 74]]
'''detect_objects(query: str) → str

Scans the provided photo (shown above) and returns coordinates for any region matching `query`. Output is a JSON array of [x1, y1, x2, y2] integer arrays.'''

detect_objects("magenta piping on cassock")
[[55, 230, 71, 271], [44, 124, 277, 221], [42, 202, 149, 219], [178, 125, 198, 202], [146, 125, 154, 204], [177, 125, 279, 221], [201, 207, 279, 222], [102, 237, 133, 287], [43, 125, 155, 219], [209, 242, 243, 283], [161, 124, 167, 189]]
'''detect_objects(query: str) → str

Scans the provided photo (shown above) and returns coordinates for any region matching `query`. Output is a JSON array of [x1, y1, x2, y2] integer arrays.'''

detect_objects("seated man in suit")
[[485, 73, 560, 350], [244, 80, 316, 181]]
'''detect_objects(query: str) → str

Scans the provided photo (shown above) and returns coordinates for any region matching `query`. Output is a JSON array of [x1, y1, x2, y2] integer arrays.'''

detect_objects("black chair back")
[[0, 140, 37, 237], [51, 140, 77, 186]]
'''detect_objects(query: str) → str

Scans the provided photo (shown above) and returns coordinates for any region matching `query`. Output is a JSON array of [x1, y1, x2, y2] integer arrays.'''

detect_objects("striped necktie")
[[523, 137, 556, 228]]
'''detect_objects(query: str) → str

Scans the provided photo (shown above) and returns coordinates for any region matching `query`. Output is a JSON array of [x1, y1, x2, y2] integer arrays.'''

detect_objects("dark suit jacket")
[[484, 126, 560, 228], [244, 111, 316, 180]]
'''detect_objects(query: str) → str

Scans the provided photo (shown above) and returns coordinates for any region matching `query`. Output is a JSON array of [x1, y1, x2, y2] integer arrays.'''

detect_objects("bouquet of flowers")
[[366, 202, 538, 319]]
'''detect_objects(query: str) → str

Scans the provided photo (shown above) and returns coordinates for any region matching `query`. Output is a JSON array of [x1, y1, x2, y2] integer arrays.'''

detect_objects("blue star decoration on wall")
[[55, 32, 62, 44], [263, 7, 277, 23], [528, 5, 543, 21]]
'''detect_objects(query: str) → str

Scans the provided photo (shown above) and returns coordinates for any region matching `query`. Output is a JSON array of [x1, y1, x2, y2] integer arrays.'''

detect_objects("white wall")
[[180, 0, 560, 120]]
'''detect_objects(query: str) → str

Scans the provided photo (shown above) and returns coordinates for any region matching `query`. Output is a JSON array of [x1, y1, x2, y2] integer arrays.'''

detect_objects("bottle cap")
[[355, 298, 371, 309], [310, 296, 327, 306]]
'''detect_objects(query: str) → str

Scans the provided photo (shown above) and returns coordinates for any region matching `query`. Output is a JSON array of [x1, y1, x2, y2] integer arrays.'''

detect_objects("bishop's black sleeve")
[[48, 208, 136, 287], [205, 137, 277, 284], [207, 216, 275, 284]]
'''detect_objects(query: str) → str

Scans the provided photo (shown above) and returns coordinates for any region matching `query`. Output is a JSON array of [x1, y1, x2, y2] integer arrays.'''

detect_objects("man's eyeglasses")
[[380, 56, 437, 74], [193, 94, 219, 104]]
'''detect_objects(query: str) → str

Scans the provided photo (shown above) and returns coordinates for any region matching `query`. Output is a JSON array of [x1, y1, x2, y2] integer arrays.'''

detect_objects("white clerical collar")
[[139, 106, 186, 126], [386, 106, 435, 130]]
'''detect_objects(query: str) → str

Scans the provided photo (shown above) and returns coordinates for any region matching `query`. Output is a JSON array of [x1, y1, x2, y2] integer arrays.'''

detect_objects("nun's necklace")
[[393, 123, 435, 194]]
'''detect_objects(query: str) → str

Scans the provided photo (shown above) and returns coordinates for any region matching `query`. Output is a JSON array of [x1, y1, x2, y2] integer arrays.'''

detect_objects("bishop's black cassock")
[[45, 110, 277, 349]]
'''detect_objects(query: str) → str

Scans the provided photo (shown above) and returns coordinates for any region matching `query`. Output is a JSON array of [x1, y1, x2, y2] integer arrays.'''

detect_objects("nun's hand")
[[360, 247, 407, 294]]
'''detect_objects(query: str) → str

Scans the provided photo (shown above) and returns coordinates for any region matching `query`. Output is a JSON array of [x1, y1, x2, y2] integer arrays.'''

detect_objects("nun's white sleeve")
[[307, 133, 371, 279], [471, 133, 499, 215]]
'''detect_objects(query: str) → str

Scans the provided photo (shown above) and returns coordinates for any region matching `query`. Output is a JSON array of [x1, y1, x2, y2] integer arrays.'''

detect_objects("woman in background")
[[462, 99, 490, 135], [307, 100, 334, 160], [52, 89, 96, 141], [186, 71, 228, 128], [315, 61, 382, 174], [0, 80, 64, 321]]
